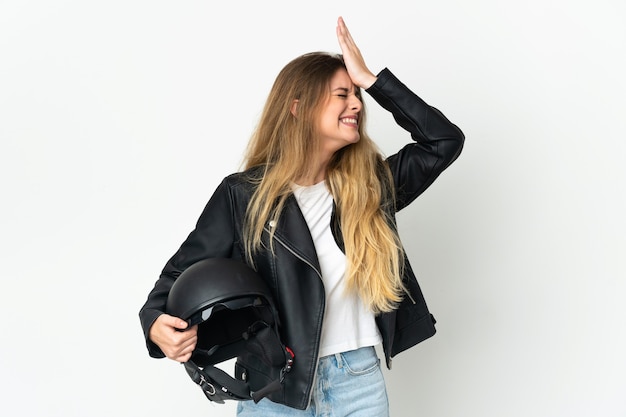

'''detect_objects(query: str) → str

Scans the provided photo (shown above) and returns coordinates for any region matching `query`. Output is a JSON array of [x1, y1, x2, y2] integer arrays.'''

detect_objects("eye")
[[337, 94, 347, 98]]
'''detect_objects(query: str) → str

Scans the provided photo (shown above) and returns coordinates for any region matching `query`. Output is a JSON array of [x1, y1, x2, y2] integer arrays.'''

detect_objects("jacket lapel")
[[268, 194, 321, 275]]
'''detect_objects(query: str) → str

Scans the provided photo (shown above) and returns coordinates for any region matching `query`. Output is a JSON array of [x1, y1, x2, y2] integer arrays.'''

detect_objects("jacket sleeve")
[[366, 68, 465, 211], [138, 178, 237, 357]]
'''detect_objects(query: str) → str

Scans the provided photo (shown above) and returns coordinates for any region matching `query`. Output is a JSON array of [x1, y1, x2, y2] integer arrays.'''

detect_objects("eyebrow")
[[331, 87, 350, 93]]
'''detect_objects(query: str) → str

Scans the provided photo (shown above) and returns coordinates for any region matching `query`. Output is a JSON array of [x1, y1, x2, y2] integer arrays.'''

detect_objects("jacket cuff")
[[366, 68, 406, 98], [140, 309, 166, 358]]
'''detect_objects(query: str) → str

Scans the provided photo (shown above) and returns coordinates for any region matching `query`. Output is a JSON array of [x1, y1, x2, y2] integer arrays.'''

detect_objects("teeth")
[[342, 118, 358, 124]]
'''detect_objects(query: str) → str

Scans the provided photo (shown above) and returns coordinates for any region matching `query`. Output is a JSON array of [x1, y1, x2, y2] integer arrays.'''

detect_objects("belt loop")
[[334, 353, 343, 369]]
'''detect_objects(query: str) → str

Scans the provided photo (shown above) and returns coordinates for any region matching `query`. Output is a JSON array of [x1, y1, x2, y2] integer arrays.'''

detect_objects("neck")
[[295, 154, 330, 186], [295, 170, 326, 186]]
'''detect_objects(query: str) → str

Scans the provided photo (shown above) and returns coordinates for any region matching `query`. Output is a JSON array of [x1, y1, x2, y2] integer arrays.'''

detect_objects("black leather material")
[[139, 68, 464, 410]]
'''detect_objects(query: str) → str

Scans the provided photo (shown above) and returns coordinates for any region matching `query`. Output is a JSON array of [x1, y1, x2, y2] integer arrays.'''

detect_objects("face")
[[315, 68, 363, 157]]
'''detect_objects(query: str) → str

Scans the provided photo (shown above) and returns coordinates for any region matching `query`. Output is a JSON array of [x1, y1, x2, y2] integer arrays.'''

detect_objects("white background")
[[1, 1, 625, 416]]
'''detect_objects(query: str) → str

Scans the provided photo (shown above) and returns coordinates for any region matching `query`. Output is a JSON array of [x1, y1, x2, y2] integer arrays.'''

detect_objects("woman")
[[139, 16, 464, 416]]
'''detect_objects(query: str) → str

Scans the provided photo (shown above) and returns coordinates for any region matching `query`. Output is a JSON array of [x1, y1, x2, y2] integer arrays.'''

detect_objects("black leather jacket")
[[139, 68, 464, 410]]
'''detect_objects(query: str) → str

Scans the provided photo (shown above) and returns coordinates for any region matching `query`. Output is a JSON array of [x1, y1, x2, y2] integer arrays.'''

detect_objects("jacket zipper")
[[267, 229, 323, 280], [404, 287, 417, 304], [266, 227, 323, 408]]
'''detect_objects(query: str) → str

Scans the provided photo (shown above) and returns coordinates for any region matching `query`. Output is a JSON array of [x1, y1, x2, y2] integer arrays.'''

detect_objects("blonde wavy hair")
[[243, 52, 405, 313]]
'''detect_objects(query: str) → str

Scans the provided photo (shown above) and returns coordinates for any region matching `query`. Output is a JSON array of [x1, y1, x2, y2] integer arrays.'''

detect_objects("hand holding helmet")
[[149, 313, 198, 362], [160, 257, 294, 404]]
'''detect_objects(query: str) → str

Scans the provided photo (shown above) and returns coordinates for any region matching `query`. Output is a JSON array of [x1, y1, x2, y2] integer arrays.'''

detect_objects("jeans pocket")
[[340, 348, 381, 376]]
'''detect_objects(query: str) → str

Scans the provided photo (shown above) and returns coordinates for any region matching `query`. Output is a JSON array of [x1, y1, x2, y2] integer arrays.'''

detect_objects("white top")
[[292, 181, 382, 358]]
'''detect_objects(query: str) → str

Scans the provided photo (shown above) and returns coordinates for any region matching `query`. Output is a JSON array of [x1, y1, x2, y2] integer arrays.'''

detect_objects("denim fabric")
[[236, 346, 389, 416]]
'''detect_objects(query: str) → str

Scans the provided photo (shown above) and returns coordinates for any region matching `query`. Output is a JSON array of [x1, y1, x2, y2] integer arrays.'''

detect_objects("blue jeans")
[[236, 346, 389, 416]]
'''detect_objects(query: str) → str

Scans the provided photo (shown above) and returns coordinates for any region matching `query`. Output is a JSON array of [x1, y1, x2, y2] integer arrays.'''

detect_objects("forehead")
[[328, 68, 354, 89]]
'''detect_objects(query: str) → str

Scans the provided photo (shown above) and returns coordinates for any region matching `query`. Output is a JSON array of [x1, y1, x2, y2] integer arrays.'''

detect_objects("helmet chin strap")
[[182, 321, 295, 404], [183, 360, 251, 403]]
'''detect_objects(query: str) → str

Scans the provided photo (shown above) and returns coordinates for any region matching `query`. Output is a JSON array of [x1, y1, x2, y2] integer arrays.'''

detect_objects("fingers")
[[166, 324, 198, 363], [336, 16, 377, 89], [336, 17, 358, 62], [169, 325, 198, 362], [149, 314, 198, 362]]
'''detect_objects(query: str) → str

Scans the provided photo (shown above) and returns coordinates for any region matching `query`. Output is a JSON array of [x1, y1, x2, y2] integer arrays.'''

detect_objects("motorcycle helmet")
[[165, 257, 294, 403]]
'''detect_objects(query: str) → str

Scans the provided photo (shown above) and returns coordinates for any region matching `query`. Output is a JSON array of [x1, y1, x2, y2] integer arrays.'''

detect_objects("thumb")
[[173, 317, 189, 330], [162, 313, 189, 330]]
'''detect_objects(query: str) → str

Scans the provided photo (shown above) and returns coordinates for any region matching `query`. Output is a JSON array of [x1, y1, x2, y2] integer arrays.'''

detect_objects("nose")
[[349, 94, 362, 112]]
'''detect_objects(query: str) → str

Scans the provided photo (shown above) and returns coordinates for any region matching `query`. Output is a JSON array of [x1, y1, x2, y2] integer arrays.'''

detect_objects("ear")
[[290, 99, 299, 117]]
